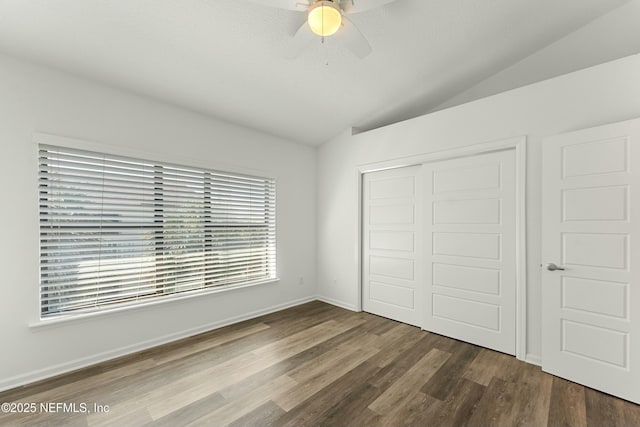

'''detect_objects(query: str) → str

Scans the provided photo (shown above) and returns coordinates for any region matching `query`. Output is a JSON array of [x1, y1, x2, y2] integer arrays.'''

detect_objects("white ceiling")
[[0, 0, 631, 145]]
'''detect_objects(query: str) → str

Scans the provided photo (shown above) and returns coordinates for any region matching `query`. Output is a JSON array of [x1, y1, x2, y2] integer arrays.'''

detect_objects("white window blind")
[[38, 144, 276, 318]]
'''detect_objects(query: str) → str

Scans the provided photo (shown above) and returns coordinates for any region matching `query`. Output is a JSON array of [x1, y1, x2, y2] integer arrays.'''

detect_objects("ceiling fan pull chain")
[[325, 37, 330, 66]]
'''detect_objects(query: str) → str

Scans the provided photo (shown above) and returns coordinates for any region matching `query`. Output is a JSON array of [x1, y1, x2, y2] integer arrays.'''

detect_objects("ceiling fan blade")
[[246, 0, 310, 12], [284, 21, 315, 59], [340, 0, 398, 14], [336, 16, 372, 59]]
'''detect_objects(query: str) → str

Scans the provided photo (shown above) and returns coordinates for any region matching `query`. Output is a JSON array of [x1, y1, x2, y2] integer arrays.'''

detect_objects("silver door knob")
[[546, 263, 565, 271]]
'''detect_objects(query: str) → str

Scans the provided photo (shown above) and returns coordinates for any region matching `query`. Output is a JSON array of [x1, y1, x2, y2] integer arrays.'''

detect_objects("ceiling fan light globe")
[[308, 1, 342, 37]]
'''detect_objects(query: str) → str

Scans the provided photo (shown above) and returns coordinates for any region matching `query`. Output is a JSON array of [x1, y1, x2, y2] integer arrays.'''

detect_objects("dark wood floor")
[[2, 301, 639, 427]]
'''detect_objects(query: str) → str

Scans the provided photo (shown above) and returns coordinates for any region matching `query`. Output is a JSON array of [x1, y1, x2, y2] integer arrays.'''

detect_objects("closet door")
[[423, 150, 516, 354], [362, 166, 423, 327]]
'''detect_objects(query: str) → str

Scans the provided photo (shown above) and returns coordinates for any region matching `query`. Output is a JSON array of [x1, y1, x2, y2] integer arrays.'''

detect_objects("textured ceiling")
[[0, 0, 631, 145]]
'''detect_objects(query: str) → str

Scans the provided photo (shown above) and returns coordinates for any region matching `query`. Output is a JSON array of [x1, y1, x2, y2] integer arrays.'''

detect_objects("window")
[[38, 145, 276, 318]]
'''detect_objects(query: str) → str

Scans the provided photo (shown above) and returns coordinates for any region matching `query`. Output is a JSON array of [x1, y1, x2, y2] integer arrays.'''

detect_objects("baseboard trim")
[[525, 353, 542, 366], [0, 296, 316, 393], [315, 295, 358, 312]]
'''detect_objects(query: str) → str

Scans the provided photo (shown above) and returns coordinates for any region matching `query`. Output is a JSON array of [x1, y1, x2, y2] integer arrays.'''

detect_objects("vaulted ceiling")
[[0, 0, 633, 145]]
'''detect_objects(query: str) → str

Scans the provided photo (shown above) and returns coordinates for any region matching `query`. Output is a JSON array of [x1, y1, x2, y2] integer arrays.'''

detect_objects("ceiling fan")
[[247, 0, 399, 59]]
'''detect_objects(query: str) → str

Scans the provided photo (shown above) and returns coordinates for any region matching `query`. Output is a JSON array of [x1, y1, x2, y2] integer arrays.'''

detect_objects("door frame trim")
[[356, 136, 527, 360]]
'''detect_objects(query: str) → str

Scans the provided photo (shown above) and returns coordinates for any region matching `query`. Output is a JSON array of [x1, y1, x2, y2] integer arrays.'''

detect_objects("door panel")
[[363, 166, 422, 326], [432, 263, 501, 295], [433, 198, 501, 224], [432, 294, 501, 331], [542, 118, 640, 404], [424, 150, 516, 355], [433, 232, 501, 260]]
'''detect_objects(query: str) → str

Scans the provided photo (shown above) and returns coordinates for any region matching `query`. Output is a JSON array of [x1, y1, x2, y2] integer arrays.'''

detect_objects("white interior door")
[[362, 166, 423, 327], [423, 150, 516, 355], [542, 118, 640, 404]]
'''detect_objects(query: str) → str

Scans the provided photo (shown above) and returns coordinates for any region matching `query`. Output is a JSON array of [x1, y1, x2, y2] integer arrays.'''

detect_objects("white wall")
[[0, 53, 317, 391], [317, 54, 640, 362]]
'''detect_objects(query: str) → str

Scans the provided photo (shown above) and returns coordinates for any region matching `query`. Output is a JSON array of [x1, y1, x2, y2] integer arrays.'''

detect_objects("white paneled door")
[[542, 118, 640, 404], [362, 149, 517, 354], [423, 150, 516, 355], [363, 166, 423, 327]]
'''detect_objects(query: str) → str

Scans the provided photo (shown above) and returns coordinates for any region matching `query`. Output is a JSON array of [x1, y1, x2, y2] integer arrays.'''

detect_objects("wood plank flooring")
[[1, 301, 639, 427]]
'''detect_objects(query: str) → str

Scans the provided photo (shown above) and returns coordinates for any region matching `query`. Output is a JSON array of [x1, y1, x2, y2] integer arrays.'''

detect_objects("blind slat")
[[39, 144, 276, 318]]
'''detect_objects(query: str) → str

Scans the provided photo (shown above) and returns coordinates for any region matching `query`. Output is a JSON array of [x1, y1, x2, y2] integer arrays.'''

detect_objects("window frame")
[[35, 133, 279, 322]]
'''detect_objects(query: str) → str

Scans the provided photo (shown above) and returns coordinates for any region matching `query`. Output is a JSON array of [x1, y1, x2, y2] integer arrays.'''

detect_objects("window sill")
[[29, 278, 280, 331]]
